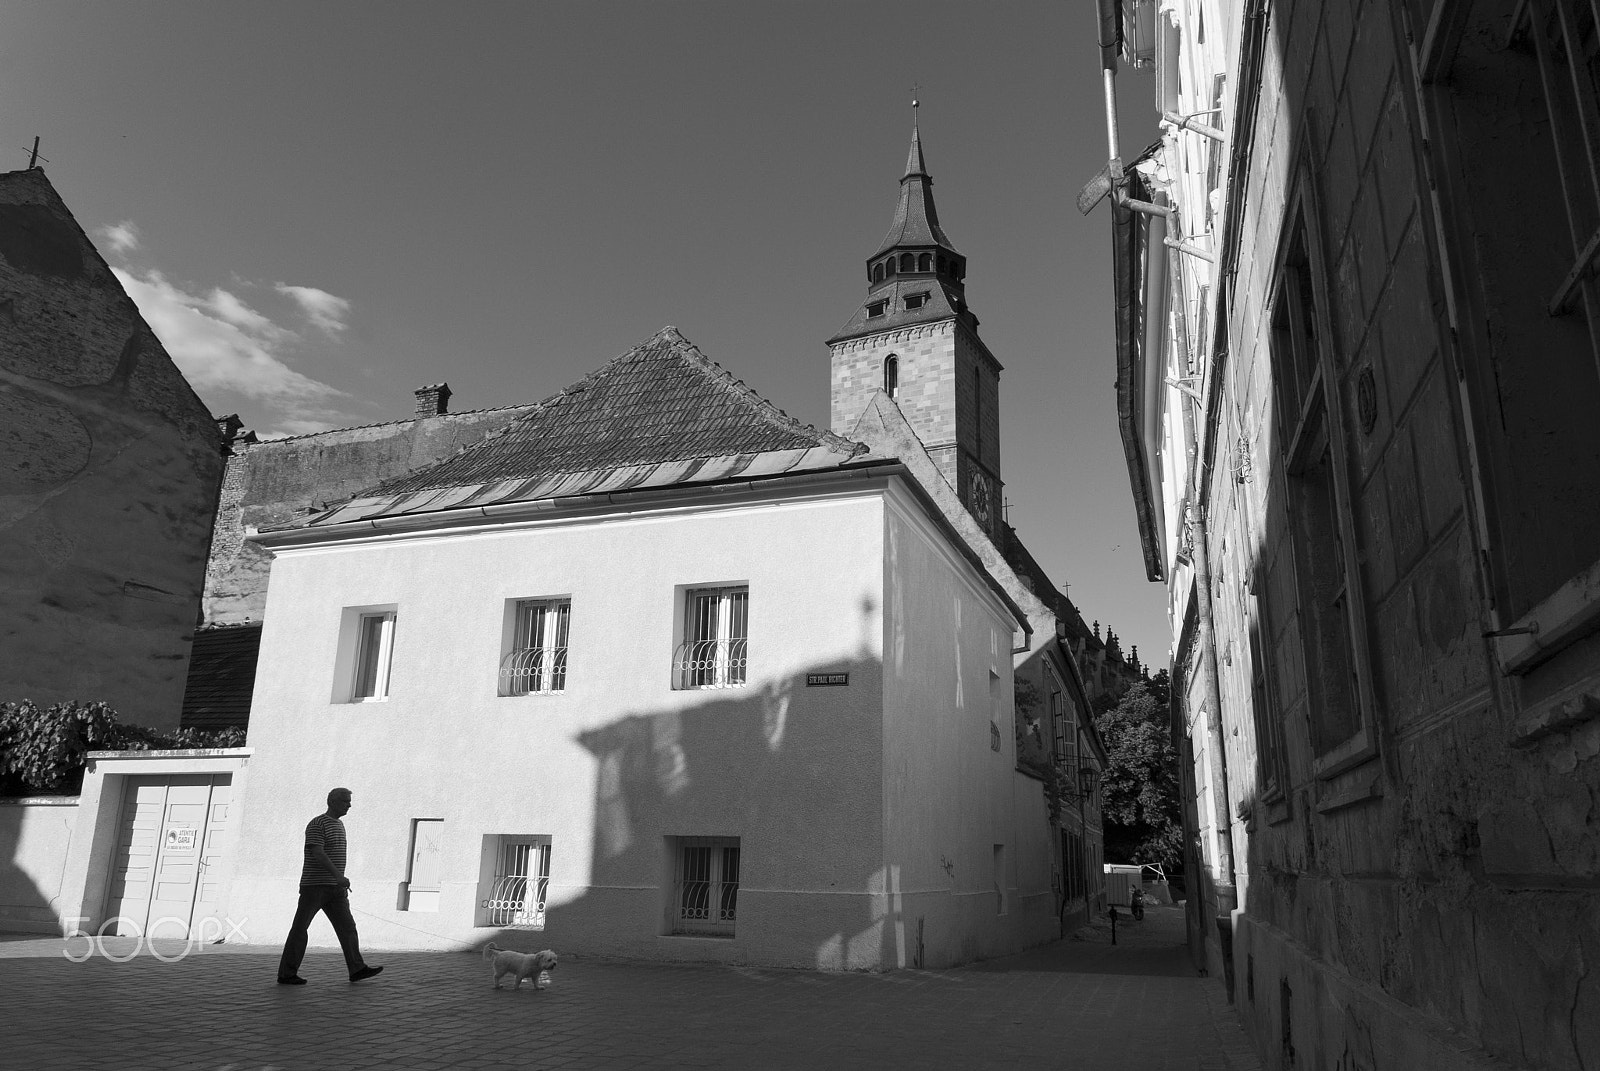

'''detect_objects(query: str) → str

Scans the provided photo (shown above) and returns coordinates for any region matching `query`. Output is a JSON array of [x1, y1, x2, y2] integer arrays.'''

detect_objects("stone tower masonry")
[[828, 108, 1004, 542]]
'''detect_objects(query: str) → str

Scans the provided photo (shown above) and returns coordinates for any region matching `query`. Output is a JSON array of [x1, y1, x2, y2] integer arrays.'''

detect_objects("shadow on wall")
[[0, 801, 70, 936], [530, 646, 892, 970]]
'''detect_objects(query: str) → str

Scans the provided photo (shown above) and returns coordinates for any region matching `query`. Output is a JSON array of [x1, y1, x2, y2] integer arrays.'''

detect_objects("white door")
[[104, 775, 233, 939]]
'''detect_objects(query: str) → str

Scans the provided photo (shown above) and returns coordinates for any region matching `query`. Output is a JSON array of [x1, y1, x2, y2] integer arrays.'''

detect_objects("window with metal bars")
[[481, 837, 551, 929], [673, 586, 748, 689], [1419, 0, 1600, 644], [670, 837, 740, 936], [500, 599, 571, 696]]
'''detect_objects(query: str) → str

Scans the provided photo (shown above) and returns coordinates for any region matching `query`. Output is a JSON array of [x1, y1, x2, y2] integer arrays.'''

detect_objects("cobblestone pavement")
[[1, 903, 1261, 1071]]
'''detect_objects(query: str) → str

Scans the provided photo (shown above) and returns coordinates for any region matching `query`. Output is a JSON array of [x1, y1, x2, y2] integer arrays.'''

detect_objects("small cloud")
[[275, 283, 351, 334], [98, 221, 140, 256], [113, 266, 351, 428], [206, 286, 286, 339]]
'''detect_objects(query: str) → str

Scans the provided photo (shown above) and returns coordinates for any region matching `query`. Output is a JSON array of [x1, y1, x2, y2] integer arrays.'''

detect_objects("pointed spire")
[[826, 104, 975, 346], [905, 97, 928, 178], [872, 104, 959, 259]]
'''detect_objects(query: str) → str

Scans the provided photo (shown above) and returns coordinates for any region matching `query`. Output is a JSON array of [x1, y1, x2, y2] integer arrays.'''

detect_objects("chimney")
[[215, 415, 258, 456], [414, 383, 452, 417]]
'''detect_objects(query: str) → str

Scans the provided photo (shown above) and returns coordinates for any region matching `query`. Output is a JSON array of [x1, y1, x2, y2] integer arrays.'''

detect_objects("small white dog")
[[482, 942, 558, 990]]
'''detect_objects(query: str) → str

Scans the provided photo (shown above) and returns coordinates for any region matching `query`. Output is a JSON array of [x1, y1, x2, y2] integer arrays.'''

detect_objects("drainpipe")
[[1186, 500, 1235, 893], [1097, 0, 1123, 177], [1182, 367, 1237, 990]]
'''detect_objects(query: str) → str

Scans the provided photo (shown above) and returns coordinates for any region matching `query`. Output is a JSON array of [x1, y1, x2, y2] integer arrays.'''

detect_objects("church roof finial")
[[905, 91, 927, 178]]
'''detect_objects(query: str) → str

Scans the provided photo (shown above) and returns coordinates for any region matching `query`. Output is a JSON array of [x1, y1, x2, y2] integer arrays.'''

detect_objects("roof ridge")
[[254, 400, 540, 444], [661, 328, 863, 456]]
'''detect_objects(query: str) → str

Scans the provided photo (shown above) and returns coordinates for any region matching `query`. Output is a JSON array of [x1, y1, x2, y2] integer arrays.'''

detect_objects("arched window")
[[900, 253, 915, 272], [885, 257, 897, 276], [872, 263, 884, 283], [917, 253, 932, 272], [884, 355, 899, 399]]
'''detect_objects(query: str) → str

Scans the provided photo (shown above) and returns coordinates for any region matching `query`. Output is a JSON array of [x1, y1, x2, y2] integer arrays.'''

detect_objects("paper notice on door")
[[165, 828, 198, 852]]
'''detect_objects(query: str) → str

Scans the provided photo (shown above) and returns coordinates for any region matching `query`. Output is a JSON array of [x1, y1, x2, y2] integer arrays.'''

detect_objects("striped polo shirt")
[[300, 814, 347, 886]]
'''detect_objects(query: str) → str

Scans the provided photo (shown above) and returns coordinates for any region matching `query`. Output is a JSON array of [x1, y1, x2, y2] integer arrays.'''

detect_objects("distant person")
[[277, 787, 384, 985]]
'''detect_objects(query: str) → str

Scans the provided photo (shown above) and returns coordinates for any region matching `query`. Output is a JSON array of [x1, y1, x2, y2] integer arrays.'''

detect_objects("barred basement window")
[[670, 837, 740, 936], [500, 598, 571, 696], [481, 837, 551, 929], [674, 586, 747, 689]]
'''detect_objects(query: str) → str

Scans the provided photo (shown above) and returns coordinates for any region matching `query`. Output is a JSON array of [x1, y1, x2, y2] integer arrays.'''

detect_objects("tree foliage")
[[0, 699, 246, 796], [1093, 672, 1184, 869]]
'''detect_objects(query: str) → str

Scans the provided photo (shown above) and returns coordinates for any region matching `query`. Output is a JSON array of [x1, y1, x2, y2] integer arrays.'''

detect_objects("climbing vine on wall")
[[0, 700, 245, 796]]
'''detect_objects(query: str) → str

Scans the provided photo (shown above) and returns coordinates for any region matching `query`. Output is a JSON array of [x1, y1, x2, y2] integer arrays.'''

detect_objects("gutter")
[[1110, 170, 1168, 583]]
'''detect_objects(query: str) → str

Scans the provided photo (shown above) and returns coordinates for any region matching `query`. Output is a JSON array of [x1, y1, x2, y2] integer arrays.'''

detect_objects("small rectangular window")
[[675, 586, 748, 689], [904, 292, 929, 311], [669, 836, 740, 936], [351, 611, 396, 701], [404, 819, 443, 912], [480, 836, 551, 929], [867, 300, 888, 317], [500, 598, 571, 696]]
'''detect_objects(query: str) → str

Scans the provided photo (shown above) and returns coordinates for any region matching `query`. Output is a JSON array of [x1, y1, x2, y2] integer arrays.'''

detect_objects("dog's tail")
[[481, 941, 502, 961]]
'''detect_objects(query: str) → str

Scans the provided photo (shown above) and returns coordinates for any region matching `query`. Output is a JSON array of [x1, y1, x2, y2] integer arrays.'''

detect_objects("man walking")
[[277, 787, 384, 985]]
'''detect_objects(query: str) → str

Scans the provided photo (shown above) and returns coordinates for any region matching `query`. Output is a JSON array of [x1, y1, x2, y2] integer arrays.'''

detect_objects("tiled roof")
[[827, 277, 971, 346], [180, 624, 261, 731], [274, 328, 870, 530], [371, 327, 857, 497]]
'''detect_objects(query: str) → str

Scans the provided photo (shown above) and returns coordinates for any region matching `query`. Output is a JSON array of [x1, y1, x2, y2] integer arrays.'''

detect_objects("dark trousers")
[[278, 884, 366, 979]]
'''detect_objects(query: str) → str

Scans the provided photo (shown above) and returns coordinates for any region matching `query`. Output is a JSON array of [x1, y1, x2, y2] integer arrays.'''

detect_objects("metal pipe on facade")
[[1097, 0, 1124, 173], [1186, 499, 1236, 896], [1164, 237, 1217, 263], [1162, 111, 1228, 142]]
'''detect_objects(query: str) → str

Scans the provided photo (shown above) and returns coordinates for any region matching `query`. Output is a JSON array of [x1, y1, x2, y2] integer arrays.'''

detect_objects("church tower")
[[828, 106, 1004, 540]]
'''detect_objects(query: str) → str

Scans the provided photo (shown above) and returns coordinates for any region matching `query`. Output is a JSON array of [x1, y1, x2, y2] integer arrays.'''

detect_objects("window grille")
[[500, 599, 570, 696], [674, 586, 748, 689], [352, 611, 396, 701], [483, 839, 550, 928], [672, 837, 739, 936], [1518, 0, 1600, 323]]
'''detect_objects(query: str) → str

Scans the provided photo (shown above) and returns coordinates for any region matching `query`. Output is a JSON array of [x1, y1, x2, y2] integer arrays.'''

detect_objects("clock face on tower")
[[970, 471, 993, 529]]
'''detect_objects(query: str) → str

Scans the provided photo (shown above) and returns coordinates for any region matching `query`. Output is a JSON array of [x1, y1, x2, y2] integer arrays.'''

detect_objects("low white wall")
[[0, 797, 79, 933]]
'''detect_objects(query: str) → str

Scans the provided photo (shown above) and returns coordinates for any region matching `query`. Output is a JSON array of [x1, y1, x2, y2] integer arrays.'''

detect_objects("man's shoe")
[[277, 976, 307, 985], [349, 965, 384, 983]]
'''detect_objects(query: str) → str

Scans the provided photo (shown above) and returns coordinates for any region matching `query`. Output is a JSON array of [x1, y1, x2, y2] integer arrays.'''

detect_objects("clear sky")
[[1, 1, 1171, 665]]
